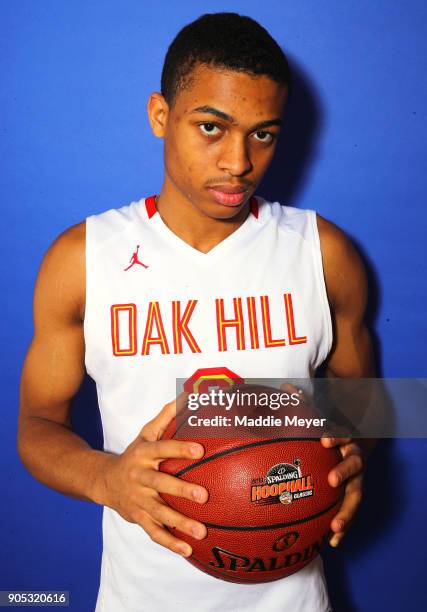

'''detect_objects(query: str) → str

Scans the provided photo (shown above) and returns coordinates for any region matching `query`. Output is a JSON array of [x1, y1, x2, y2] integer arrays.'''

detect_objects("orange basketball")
[[160, 384, 342, 584]]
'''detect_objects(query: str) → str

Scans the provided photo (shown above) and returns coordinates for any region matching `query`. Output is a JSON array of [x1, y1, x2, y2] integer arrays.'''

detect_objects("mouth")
[[206, 186, 249, 207]]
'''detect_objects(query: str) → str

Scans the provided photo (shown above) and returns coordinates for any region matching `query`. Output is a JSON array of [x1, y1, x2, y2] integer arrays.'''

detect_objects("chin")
[[204, 202, 247, 220], [184, 189, 249, 220]]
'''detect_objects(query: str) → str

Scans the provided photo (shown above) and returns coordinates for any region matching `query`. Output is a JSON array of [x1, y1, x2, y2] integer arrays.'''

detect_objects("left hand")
[[320, 436, 365, 547]]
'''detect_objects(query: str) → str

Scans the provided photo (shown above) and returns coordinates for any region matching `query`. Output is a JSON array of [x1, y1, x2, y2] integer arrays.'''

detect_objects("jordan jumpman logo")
[[124, 245, 149, 271]]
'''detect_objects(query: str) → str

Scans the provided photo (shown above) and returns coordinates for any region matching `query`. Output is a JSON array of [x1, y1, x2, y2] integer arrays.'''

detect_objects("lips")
[[207, 186, 248, 206]]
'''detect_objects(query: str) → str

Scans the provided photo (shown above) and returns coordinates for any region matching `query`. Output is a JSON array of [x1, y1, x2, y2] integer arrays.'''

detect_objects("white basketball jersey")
[[84, 194, 333, 612]]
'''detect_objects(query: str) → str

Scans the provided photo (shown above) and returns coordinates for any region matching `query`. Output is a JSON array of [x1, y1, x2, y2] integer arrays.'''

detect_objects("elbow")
[[16, 415, 33, 471]]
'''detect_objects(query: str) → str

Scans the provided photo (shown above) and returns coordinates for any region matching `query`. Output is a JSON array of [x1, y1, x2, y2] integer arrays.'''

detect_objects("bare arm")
[[318, 214, 375, 379], [316, 213, 378, 546], [17, 224, 208, 556], [318, 214, 377, 451], [17, 221, 111, 502]]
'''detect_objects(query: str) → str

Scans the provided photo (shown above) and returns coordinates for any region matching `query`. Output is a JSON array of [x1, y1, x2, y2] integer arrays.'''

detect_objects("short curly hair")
[[160, 12, 292, 109]]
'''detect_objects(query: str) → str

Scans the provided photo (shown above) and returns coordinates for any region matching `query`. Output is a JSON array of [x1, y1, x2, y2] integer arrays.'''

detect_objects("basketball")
[[160, 384, 343, 584]]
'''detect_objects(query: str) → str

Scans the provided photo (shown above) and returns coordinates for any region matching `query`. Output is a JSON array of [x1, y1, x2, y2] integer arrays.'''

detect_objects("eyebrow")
[[189, 105, 283, 130]]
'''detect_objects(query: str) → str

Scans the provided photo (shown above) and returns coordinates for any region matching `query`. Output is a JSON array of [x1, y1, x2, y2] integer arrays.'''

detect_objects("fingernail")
[[190, 445, 203, 458], [330, 535, 340, 547], [192, 488, 204, 502], [192, 525, 205, 539], [178, 544, 192, 557]]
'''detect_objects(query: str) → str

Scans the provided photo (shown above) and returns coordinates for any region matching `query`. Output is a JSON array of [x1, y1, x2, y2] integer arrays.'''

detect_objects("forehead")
[[173, 63, 287, 120]]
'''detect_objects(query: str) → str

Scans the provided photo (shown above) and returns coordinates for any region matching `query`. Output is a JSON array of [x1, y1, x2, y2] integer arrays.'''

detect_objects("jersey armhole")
[[309, 211, 333, 366], [83, 215, 94, 379]]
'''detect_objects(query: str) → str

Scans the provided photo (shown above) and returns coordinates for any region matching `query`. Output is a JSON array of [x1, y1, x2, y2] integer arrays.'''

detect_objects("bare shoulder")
[[315, 213, 368, 315], [34, 220, 86, 323], [46, 219, 85, 250]]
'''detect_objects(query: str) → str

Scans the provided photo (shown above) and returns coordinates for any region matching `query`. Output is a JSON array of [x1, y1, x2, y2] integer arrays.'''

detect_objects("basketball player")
[[17, 13, 377, 612]]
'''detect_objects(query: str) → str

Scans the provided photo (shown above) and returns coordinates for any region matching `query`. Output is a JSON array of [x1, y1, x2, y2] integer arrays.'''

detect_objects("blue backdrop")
[[1, 1, 426, 610]]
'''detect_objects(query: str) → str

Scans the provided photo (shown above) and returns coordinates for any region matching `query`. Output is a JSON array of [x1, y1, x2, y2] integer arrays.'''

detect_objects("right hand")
[[99, 391, 208, 557]]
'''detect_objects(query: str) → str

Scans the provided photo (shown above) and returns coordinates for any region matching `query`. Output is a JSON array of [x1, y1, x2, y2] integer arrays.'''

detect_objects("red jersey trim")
[[250, 196, 259, 219], [145, 195, 157, 219], [145, 194, 259, 220]]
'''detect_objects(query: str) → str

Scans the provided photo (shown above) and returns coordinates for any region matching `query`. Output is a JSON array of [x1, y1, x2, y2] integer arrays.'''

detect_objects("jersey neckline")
[[144, 194, 261, 262]]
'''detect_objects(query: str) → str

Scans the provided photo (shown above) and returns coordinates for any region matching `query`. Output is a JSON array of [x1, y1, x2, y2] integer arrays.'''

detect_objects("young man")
[[17, 12, 375, 612]]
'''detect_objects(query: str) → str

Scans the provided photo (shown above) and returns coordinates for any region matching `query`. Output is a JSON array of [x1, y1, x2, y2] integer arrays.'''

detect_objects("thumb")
[[280, 382, 300, 395], [280, 382, 306, 402], [140, 390, 189, 442]]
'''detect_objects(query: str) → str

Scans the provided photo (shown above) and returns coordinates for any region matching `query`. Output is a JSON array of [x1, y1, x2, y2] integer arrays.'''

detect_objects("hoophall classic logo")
[[251, 460, 314, 505]]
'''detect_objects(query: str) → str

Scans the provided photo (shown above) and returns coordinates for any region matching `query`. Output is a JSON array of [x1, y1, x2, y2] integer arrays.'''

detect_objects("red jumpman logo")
[[124, 245, 149, 271]]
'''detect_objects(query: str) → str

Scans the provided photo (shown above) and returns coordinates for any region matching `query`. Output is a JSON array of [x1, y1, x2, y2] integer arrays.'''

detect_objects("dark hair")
[[160, 12, 292, 109]]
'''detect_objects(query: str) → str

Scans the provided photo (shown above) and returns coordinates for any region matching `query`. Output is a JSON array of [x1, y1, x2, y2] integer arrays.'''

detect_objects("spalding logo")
[[272, 531, 299, 552], [208, 534, 328, 573]]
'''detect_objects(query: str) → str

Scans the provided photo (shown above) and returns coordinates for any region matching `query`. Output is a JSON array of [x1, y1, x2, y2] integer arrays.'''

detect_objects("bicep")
[[20, 322, 85, 426], [19, 222, 86, 427], [317, 214, 376, 378], [325, 315, 374, 378]]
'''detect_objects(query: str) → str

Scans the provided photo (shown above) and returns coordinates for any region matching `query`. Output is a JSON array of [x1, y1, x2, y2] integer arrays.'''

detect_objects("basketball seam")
[[174, 437, 323, 477], [202, 498, 342, 531]]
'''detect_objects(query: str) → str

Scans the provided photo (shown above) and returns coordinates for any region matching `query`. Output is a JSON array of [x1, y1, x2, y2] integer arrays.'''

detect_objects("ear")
[[147, 92, 169, 138]]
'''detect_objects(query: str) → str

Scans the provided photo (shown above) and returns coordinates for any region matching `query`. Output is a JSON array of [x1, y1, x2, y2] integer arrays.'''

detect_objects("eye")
[[198, 123, 221, 137], [253, 131, 276, 143]]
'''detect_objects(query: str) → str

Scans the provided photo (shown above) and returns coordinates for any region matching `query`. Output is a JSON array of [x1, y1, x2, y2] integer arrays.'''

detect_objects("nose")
[[217, 134, 252, 176]]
